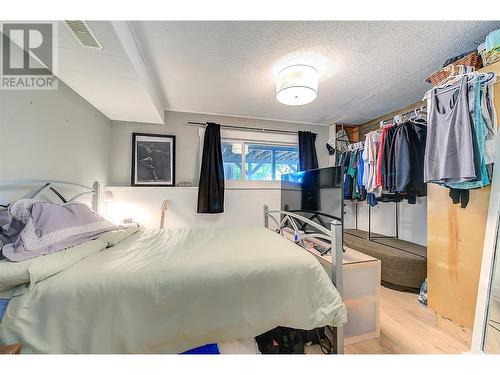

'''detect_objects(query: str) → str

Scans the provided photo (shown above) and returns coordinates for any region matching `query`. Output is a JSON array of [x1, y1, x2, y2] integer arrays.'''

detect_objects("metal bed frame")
[[263, 205, 344, 354], [0, 180, 100, 212], [0, 180, 343, 353]]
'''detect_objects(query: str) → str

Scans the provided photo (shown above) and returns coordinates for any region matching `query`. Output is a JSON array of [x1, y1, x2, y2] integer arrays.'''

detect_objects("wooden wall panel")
[[427, 184, 491, 328]]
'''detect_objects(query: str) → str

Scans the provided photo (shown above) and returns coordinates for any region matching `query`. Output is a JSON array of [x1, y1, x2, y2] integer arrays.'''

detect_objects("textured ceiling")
[[131, 21, 500, 125]]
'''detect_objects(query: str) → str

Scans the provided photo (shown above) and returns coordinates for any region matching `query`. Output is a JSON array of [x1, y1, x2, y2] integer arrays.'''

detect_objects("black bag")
[[255, 327, 305, 354]]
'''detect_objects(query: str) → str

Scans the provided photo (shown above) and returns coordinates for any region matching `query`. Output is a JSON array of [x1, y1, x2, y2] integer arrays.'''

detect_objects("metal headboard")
[[0, 180, 101, 213], [263, 205, 344, 354]]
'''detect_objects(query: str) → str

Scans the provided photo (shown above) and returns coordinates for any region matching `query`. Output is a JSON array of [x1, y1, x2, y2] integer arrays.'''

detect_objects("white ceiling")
[[57, 21, 164, 124], [130, 21, 500, 125], [53, 21, 500, 126]]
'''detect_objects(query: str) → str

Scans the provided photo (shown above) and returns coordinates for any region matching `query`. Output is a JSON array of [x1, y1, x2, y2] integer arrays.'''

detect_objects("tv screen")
[[280, 166, 344, 231]]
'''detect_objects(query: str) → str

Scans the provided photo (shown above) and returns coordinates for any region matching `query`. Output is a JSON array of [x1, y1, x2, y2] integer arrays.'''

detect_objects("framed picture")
[[131, 133, 176, 186]]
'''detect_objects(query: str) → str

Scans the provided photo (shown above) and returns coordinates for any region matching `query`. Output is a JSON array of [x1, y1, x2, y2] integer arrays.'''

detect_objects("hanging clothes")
[[360, 113, 428, 207], [343, 151, 354, 199], [357, 149, 367, 201], [446, 80, 490, 190], [363, 131, 382, 195], [339, 146, 366, 202], [425, 76, 478, 185], [424, 73, 497, 208], [483, 83, 497, 167], [394, 121, 427, 197], [381, 124, 399, 192], [376, 125, 393, 188]]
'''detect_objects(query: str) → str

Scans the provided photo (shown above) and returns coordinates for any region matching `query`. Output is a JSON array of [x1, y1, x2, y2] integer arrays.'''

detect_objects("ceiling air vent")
[[65, 21, 103, 49]]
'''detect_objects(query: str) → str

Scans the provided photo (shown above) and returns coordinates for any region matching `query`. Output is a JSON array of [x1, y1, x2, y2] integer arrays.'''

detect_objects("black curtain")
[[298, 131, 320, 212], [298, 131, 319, 171], [197, 122, 225, 213]]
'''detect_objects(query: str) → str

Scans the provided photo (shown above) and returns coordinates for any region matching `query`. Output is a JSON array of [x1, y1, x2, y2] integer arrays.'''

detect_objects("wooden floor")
[[307, 287, 471, 354]]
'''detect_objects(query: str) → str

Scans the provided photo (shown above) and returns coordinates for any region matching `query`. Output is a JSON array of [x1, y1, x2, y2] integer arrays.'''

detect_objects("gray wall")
[[110, 110, 331, 186], [0, 81, 112, 198]]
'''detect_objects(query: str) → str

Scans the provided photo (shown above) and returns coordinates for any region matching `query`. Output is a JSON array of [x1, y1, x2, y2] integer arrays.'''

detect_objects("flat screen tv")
[[280, 166, 344, 232]]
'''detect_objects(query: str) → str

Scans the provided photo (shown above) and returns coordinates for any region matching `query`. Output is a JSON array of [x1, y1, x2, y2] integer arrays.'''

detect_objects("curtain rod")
[[186, 121, 317, 136]]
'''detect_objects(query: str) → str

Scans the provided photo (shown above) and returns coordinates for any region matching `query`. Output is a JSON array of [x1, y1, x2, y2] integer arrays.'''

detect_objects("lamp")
[[104, 190, 114, 202], [276, 64, 318, 106]]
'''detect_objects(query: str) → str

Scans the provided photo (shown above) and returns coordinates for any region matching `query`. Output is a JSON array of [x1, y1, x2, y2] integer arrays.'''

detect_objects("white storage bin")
[[305, 245, 381, 345], [344, 298, 380, 344]]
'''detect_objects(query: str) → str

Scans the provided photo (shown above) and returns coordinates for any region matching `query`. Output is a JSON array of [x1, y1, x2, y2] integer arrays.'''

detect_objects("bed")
[[0, 180, 346, 354]]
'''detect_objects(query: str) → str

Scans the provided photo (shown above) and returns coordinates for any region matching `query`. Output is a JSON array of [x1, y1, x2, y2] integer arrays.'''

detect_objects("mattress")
[[0, 227, 346, 353]]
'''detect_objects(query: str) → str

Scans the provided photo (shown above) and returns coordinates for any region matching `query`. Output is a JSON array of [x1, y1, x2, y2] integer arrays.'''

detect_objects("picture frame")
[[131, 132, 176, 187]]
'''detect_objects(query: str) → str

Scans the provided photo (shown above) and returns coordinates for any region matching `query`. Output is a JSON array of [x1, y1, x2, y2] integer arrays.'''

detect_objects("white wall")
[[343, 197, 427, 246], [109, 110, 331, 186], [0, 81, 112, 204], [106, 186, 280, 229]]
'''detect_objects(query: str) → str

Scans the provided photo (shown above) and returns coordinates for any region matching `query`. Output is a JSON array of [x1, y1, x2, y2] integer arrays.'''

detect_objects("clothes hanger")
[[475, 72, 496, 85]]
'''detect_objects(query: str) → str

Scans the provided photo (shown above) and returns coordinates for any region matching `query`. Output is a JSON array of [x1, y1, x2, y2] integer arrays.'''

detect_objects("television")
[[280, 166, 344, 232]]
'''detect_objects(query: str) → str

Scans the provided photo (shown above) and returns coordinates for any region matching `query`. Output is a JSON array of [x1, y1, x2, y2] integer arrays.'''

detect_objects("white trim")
[[107, 185, 280, 191], [220, 128, 298, 144], [198, 126, 298, 145], [166, 108, 330, 126], [225, 180, 281, 190], [472, 132, 500, 353]]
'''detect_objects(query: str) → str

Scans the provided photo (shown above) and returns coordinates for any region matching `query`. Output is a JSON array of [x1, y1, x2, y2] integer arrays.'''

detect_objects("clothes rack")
[[368, 105, 427, 132], [345, 200, 399, 242]]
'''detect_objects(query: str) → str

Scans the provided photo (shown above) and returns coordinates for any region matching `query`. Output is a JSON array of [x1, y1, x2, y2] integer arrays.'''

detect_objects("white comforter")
[[0, 227, 346, 353]]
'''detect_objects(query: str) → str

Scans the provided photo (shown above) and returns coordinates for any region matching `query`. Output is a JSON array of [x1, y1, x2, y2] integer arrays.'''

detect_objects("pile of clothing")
[[424, 74, 497, 208]]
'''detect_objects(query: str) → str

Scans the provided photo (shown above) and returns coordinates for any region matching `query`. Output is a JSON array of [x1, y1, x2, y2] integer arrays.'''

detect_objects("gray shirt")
[[424, 77, 476, 184]]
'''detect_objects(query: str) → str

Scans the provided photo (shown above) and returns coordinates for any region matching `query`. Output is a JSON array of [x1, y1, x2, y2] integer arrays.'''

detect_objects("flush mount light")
[[276, 64, 318, 106]]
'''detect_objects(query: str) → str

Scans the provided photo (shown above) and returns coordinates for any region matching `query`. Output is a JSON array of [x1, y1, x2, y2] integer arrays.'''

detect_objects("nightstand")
[[0, 343, 22, 354]]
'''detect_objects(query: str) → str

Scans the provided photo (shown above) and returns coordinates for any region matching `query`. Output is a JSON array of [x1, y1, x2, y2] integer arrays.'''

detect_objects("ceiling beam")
[[110, 21, 165, 124]]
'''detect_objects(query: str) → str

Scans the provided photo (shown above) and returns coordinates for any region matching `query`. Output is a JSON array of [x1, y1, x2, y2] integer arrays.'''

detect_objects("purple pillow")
[[2, 202, 116, 262], [0, 201, 31, 245]]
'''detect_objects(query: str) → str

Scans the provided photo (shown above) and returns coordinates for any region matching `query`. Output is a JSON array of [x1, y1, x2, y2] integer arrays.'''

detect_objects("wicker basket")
[[426, 52, 483, 86]]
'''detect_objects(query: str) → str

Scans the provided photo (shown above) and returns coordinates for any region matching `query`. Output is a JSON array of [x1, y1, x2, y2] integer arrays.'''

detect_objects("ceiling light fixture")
[[276, 64, 318, 106]]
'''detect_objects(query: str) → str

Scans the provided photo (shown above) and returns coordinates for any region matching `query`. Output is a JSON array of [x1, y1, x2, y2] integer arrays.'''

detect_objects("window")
[[221, 141, 243, 180], [222, 140, 299, 181]]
